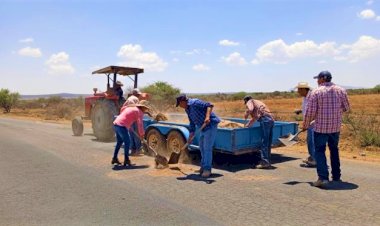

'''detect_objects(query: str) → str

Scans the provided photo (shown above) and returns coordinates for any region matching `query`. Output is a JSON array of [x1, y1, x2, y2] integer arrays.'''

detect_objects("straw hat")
[[295, 82, 311, 89]]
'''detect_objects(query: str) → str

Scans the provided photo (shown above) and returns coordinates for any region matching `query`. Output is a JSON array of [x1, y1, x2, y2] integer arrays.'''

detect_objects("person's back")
[[308, 82, 349, 133]]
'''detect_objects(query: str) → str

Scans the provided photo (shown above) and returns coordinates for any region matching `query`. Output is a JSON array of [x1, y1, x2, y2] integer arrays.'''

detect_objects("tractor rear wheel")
[[72, 116, 84, 136], [91, 99, 118, 141]]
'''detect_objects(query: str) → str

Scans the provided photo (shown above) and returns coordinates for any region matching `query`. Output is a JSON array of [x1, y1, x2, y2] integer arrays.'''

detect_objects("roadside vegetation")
[[0, 88, 20, 113], [1, 83, 380, 151]]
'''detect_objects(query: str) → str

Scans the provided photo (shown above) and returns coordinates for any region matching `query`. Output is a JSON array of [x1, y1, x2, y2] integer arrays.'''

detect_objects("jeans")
[[259, 115, 274, 164], [307, 127, 315, 160], [129, 122, 141, 153], [199, 124, 218, 171], [314, 132, 341, 181], [113, 125, 131, 160]]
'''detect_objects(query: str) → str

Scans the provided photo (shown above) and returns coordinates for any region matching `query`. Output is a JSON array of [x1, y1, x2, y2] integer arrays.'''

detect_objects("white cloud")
[[192, 64, 210, 71], [251, 39, 339, 64], [367, 0, 374, 5], [358, 9, 376, 19], [18, 47, 42, 58], [337, 35, 380, 62], [117, 44, 167, 72], [251, 36, 380, 64], [377, 16, 380, 21], [219, 39, 240, 46], [46, 52, 75, 75], [296, 32, 303, 36], [185, 48, 210, 55], [172, 58, 179, 62], [222, 52, 247, 66], [19, 38, 34, 43]]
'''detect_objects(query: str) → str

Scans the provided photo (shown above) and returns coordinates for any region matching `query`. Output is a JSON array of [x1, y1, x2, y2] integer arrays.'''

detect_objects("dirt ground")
[[2, 94, 380, 163]]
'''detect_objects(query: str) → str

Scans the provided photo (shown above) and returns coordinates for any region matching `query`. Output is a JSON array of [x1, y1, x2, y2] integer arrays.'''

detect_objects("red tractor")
[[72, 65, 147, 141]]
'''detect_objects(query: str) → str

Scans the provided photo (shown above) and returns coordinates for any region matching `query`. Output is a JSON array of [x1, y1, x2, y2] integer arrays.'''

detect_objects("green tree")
[[0, 89, 20, 113], [141, 81, 181, 111]]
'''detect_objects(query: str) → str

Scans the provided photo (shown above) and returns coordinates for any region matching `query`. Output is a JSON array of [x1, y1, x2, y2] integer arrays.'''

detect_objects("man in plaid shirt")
[[303, 71, 350, 187], [176, 94, 221, 178]]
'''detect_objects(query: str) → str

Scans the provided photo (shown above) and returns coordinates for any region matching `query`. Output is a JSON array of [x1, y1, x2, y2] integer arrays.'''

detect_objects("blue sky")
[[1, 0, 380, 95]]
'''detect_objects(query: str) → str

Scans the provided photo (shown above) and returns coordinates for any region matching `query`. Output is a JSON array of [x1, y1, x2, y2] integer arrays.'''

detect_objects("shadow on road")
[[206, 152, 299, 173], [112, 164, 150, 171], [176, 173, 223, 184], [283, 180, 359, 190]]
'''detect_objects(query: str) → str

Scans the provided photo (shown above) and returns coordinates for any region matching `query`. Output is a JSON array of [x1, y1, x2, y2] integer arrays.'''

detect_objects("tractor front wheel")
[[72, 116, 84, 136]]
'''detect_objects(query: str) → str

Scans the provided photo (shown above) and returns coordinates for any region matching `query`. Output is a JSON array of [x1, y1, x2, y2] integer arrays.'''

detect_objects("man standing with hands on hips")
[[176, 94, 220, 178], [303, 71, 350, 188]]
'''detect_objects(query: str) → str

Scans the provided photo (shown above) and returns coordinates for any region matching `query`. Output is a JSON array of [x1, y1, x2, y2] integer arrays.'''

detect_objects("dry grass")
[[2, 94, 380, 160]]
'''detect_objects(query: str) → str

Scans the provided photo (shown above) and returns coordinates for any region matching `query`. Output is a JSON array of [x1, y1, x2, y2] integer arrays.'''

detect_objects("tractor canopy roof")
[[92, 65, 144, 76]]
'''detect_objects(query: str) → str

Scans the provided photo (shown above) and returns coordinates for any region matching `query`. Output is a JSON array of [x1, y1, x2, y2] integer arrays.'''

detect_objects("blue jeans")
[[129, 122, 141, 153], [307, 127, 315, 160], [199, 124, 218, 171], [314, 132, 341, 181], [259, 116, 274, 164], [113, 125, 131, 160]]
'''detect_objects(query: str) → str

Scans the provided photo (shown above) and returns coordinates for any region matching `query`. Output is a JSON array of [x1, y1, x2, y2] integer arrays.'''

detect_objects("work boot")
[[312, 179, 329, 188], [111, 157, 121, 165], [305, 160, 317, 167], [201, 170, 211, 178], [123, 158, 131, 166], [194, 168, 203, 175]]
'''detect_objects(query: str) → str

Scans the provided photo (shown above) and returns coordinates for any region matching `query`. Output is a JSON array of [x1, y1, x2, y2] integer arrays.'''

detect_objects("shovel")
[[278, 130, 304, 146], [168, 123, 206, 164], [130, 130, 168, 167]]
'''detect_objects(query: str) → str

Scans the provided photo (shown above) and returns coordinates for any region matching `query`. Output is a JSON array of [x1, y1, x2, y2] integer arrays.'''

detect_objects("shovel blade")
[[278, 134, 299, 146], [168, 151, 181, 164]]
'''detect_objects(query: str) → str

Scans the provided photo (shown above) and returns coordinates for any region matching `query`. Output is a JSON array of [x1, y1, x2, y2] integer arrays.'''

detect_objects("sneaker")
[[111, 158, 121, 165], [312, 179, 329, 188], [256, 161, 271, 169], [201, 170, 211, 178], [123, 158, 131, 166], [305, 160, 316, 167], [302, 156, 314, 163]]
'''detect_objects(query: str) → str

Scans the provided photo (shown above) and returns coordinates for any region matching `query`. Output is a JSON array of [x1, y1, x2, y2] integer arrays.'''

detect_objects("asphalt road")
[[1, 117, 379, 226]]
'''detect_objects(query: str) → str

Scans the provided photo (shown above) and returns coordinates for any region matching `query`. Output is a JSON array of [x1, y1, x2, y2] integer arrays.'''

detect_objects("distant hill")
[[20, 93, 91, 100]]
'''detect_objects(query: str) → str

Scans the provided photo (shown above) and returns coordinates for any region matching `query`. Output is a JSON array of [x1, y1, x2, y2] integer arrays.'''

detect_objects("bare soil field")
[[1, 94, 380, 163]]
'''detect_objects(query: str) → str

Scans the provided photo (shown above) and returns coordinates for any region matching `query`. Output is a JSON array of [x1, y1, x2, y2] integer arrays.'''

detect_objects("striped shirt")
[[245, 99, 274, 121], [304, 82, 350, 133], [113, 106, 145, 136]]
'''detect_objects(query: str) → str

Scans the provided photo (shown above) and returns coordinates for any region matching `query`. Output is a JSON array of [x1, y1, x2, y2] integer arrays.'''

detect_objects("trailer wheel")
[[72, 116, 84, 136], [167, 130, 191, 163], [146, 128, 166, 156]]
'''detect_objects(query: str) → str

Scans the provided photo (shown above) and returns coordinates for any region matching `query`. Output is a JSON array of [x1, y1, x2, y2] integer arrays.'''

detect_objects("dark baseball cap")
[[243, 95, 252, 104], [314, 71, 332, 79], [175, 94, 188, 107]]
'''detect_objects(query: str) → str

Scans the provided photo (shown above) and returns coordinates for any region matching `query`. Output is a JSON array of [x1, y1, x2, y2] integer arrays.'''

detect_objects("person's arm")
[[136, 111, 145, 139], [302, 94, 316, 131], [341, 90, 350, 113], [204, 106, 212, 125]]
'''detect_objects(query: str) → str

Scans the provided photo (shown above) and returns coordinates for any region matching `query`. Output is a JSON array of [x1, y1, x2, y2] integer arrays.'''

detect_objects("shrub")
[[344, 113, 380, 147], [141, 81, 181, 111], [0, 88, 20, 113]]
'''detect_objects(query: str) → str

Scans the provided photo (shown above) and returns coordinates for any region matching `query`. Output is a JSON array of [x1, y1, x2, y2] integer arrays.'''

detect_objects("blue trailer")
[[143, 114, 298, 156]]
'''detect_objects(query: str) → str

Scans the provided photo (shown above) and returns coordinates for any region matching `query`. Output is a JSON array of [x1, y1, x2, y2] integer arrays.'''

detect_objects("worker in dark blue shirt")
[[176, 94, 220, 178]]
